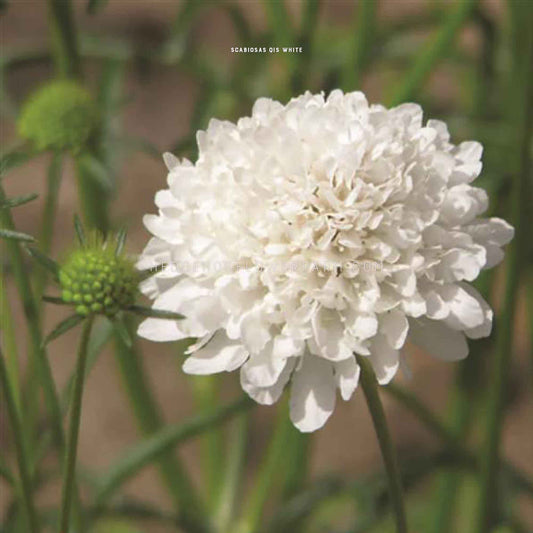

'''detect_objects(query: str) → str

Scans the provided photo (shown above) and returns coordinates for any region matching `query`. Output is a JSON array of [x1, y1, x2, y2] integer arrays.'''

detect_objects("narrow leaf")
[[115, 227, 127, 256], [74, 214, 86, 246], [77, 153, 114, 192], [0, 228, 34, 242], [0, 145, 35, 178], [26, 247, 60, 280], [43, 295, 68, 306], [113, 317, 132, 348], [95, 396, 254, 504], [1, 193, 38, 209], [129, 305, 184, 321], [43, 314, 85, 346]]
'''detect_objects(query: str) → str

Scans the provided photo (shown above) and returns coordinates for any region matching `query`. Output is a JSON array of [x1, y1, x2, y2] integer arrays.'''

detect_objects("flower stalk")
[[472, 1, 533, 530], [0, 348, 40, 533], [0, 182, 64, 450], [59, 316, 93, 533], [356, 355, 407, 533]]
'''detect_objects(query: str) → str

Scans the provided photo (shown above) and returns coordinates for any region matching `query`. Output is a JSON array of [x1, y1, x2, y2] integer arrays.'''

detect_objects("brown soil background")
[[1, 1, 532, 531]]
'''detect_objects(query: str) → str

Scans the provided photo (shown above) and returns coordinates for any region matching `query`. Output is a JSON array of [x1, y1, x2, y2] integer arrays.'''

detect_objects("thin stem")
[[473, 2, 532, 530], [292, 0, 322, 92], [389, 0, 477, 106], [0, 262, 21, 410], [46, 0, 80, 78], [0, 348, 40, 533], [356, 355, 407, 533], [342, 0, 376, 91], [74, 156, 110, 234], [384, 383, 533, 497], [34, 152, 63, 299], [113, 327, 208, 532], [59, 316, 93, 533], [237, 399, 293, 533], [278, 425, 311, 533], [0, 182, 64, 450], [215, 414, 249, 533], [190, 375, 224, 510]]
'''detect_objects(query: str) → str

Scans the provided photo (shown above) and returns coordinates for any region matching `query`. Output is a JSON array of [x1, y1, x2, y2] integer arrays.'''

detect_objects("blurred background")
[[1, 1, 532, 532]]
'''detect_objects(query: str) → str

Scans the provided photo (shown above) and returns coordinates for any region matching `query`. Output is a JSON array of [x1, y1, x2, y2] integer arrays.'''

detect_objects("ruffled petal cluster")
[[138, 91, 513, 432]]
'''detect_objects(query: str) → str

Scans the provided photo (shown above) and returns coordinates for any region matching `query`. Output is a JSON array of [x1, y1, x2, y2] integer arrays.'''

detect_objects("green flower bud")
[[18, 80, 98, 152], [59, 235, 139, 317]]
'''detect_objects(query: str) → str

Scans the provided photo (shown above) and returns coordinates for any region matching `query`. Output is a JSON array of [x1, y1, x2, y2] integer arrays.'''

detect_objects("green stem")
[[74, 156, 110, 234], [292, 0, 322, 92], [384, 384, 533, 497], [113, 328, 208, 532], [190, 375, 224, 510], [59, 316, 93, 533], [46, 0, 80, 78], [389, 0, 477, 105], [237, 399, 293, 533], [34, 152, 63, 299], [0, 182, 64, 451], [215, 414, 249, 533], [430, 364, 474, 533], [431, 273, 494, 533], [342, 0, 377, 91], [0, 261, 21, 410], [473, 2, 532, 530], [356, 355, 407, 533], [278, 426, 311, 533], [0, 348, 40, 533]]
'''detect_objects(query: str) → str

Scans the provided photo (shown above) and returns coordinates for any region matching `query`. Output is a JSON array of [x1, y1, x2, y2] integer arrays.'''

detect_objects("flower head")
[[59, 234, 139, 317], [18, 80, 98, 152], [138, 91, 513, 432]]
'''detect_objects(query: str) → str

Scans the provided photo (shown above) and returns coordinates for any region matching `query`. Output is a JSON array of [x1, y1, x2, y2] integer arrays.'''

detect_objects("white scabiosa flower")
[[137, 91, 513, 432]]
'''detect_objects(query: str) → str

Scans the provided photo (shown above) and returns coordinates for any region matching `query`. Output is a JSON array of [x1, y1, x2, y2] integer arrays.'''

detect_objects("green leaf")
[[94, 396, 254, 504], [87, 0, 108, 15], [77, 153, 114, 192], [43, 295, 69, 306], [74, 214, 86, 246], [0, 228, 35, 242], [388, 0, 477, 105], [0, 145, 35, 178], [43, 314, 85, 346], [128, 305, 183, 321], [115, 227, 127, 257], [26, 246, 60, 280], [113, 317, 132, 348], [0, 193, 38, 209]]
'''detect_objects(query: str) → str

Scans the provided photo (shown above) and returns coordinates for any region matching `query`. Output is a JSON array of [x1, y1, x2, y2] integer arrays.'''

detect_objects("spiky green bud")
[[59, 235, 139, 317], [18, 80, 98, 152]]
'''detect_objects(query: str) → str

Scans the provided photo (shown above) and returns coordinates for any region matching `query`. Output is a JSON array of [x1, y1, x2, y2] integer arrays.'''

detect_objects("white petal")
[[379, 310, 409, 349], [408, 317, 468, 361], [183, 332, 248, 375], [311, 308, 353, 361], [289, 355, 336, 432], [345, 311, 378, 340], [334, 356, 360, 401], [272, 335, 305, 358], [368, 334, 399, 385], [241, 341, 286, 387], [441, 284, 485, 330], [137, 317, 188, 342], [241, 358, 295, 405], [461, 285, 493, 339], [163, 152, 180, 170]]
